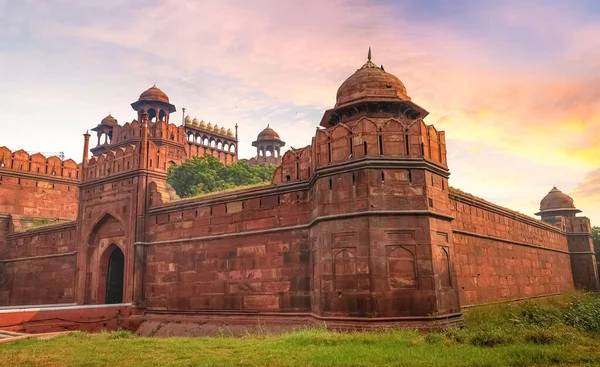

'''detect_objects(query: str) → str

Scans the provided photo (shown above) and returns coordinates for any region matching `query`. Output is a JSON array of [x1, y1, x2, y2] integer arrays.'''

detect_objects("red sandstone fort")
[[0, 51, 598, 333]]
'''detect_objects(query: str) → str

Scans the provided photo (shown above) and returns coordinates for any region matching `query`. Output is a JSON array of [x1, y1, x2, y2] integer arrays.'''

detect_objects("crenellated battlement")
[[0, 147, 80, 181], [272, 117, 447, 184]]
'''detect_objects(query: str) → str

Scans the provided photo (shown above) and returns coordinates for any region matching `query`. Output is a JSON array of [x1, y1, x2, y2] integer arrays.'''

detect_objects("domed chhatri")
[[536, 186, 581, 217], [251, 124, 285, 164], [184, 115, 192, 125], [138, 84, 170, 104], [227, 128, 234, 137], [199, 120, 207, 129], [256, 125, 281, 141], [192, 118, 199, 127], [206, 122, 213, 130], [131, 84, 176, 114], [220, 127, 227, 134], [335, 47, 409, 108], [101, 114, 118, 126]]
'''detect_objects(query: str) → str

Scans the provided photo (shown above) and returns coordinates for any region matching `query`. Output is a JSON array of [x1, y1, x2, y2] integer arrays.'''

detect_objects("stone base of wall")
[[126, 310, 463, 336], [0, 304, 131, 334]]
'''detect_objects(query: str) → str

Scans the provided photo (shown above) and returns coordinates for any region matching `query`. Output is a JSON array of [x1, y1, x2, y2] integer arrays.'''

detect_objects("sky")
[[1, 0, 599, 225]]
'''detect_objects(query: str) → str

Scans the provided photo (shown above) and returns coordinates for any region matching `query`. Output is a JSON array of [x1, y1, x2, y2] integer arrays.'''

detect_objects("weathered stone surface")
[[1, 59, 596, 331]]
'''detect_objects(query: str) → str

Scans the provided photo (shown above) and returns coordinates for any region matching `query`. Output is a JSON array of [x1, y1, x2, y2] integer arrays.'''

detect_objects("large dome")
[[257, 125, 281, 141], [138, 85, 170, 104], [539, 187, 577, 212], [335, 49, 409, 108]]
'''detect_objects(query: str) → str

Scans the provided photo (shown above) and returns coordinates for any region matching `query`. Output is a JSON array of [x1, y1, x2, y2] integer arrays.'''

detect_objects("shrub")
[[522, 327, 560, 345], [468, 328, 512, 347], [562, 295, 600, 333], [424, 332, 445, 344], [107, 330, 135, 339]]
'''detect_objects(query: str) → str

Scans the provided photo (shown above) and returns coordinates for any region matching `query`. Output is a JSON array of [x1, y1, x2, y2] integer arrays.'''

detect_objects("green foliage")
[[167, 154, 276, 198], [592, 226, 600, 249]]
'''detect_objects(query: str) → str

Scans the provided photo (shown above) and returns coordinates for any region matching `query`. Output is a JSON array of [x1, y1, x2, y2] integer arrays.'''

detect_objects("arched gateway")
[[83, 214, 127, 304], [104, 246, 124, 304]]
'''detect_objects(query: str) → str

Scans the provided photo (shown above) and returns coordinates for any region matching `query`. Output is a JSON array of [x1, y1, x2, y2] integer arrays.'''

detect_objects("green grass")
[[2, 292, 600, 366]]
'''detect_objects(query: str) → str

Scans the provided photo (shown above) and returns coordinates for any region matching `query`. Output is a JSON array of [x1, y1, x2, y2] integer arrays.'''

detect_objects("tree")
[[167, 154, 276, 198]]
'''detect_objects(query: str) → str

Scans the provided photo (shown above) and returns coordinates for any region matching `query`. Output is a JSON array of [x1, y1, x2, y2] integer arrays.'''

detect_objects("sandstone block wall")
[[143, 188, 313, 312], [0, 222, 77, 306], [0, 147, 79, 223], [450, 192, 573, 306]]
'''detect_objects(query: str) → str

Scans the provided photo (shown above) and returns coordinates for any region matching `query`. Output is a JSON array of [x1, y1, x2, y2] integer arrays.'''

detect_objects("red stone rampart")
[[0, 147, 80, 221], [136, 115, 461, 326], [449, 191, 573, 306], [0, 222, 77, 306]]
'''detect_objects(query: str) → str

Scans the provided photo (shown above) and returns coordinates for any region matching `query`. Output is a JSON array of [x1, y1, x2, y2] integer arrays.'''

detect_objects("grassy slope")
[[2, 291, 600, 367]]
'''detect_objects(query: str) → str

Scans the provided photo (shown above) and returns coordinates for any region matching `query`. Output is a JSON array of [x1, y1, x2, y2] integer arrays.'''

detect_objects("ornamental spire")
[[368, 47, 371, 61]]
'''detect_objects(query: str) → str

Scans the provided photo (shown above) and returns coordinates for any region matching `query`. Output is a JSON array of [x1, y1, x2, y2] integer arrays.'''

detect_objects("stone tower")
[[536, 187, 599, 290], [251, 125, 285, 165], [74, 86, 183, 306], [273, 49, 460, 322]]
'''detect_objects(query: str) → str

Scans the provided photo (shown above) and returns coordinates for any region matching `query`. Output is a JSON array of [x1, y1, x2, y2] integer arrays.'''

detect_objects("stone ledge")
[[136, 209, 453, 246]]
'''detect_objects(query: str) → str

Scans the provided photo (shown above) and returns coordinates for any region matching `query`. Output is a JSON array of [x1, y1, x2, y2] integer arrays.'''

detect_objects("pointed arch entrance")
[[104, 245, 125, 304], [84, 213, 127, 304]]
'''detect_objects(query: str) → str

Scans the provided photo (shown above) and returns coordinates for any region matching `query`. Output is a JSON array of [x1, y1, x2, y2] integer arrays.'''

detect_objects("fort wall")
[[0, 222, 77, 306], [134, 116, 461, 323], [0, 147, 80, 227], [449, 191, 573, 306]]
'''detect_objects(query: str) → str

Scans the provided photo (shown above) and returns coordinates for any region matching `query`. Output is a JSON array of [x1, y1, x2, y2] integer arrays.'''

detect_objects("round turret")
[[535, 186, 581, 218]]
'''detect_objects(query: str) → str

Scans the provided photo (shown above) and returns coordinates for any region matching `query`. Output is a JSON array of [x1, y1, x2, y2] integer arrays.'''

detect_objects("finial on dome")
[[381, 64, 385, 71], [368, 47, 371, 61]]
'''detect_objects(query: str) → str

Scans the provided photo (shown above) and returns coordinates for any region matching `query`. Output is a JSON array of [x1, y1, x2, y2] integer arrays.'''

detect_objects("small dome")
[[213, 124, 220, 132], [539, 187, 577, 212], [199, 120, 207, 129], [206, 122, 213, 130], [192, 117, 199, 126], [335, 48, 409, 108], [101, 114, 118, 126], [138, 85, 170, 103], [220, 127, 227, 134], [184, 115, 192, 124], [257, 125, 281, 141], [227, 128, 234, 137]]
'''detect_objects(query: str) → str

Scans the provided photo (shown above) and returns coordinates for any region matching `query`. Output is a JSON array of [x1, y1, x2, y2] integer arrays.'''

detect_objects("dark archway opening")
[[105, 246, 124, 304]]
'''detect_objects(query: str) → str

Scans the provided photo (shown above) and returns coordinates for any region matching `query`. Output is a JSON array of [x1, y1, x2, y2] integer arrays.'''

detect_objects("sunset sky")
[[1, 0, 599, 224]]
